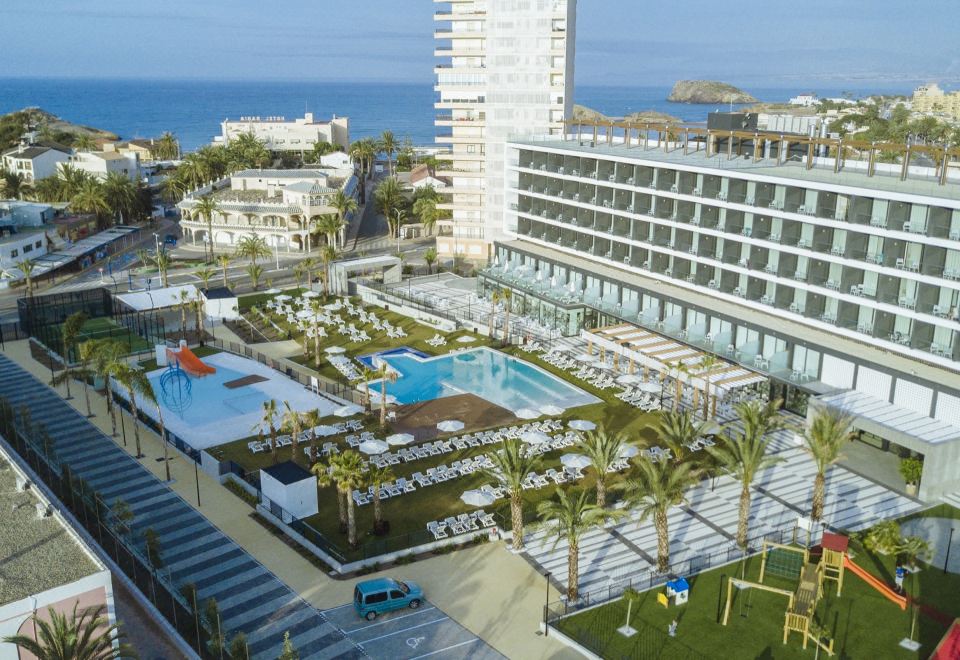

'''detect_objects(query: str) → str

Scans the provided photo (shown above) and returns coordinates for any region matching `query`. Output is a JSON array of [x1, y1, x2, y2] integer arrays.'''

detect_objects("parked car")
[[164, 234, 178, 246], [353, 578, 423, 620]]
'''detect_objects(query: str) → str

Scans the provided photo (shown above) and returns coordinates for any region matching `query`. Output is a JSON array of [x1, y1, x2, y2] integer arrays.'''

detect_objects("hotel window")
[[23, 244, 32, 253], [10, 249, 18, 258]]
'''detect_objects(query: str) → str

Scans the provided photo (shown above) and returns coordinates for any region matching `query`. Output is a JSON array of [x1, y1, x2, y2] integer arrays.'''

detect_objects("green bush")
[[394, 553, 416, 565], [899, 457, 923, 484], [862, 520, 901, 555], [223, 478, 259, 507]]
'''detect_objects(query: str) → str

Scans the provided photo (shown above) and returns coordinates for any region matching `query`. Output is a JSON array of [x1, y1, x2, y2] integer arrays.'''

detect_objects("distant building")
[[177, 167, 359, 251], [788, 93, 819, 107], [758, 113, 824, 136], [1, 144, 70, 182], [60, 150, 140, 182], [215, 113, 350, 153], [0, 444, 115, 653], [409, 164, 449, 190], [103, 138, 171, 163], [912, 83, 960, 119]]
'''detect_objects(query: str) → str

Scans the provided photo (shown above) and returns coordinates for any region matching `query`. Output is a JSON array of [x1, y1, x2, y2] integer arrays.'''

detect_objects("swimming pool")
[[371, 347, 599, 413]]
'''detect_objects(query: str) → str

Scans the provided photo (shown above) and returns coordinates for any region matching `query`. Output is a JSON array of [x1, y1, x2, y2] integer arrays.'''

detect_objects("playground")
[[130, 348, 340, 450], [555, 522, 960, 660]]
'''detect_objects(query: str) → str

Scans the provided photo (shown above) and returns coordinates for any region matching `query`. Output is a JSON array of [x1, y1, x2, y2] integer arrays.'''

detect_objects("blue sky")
[[1, 0, 959, 88]]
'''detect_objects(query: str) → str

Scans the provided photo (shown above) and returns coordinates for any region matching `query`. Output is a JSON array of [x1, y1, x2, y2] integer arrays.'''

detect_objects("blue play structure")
[[159, 362, 193, 415]]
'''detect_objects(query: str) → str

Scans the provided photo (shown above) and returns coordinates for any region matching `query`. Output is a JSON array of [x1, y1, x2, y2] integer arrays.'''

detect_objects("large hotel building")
[[480, 119, 960, 500], [433, 0, 576, 259]]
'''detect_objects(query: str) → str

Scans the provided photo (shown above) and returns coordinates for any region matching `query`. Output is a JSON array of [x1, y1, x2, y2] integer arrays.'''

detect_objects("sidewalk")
[[0, 339, 576, 659]]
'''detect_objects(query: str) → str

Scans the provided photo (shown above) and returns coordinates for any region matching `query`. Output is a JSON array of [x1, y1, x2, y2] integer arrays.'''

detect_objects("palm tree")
[[333, 450, 366, 547], [192, 195, 221, 262], [2, 603, 134, 659], [423, 247, 438, 275], [316, 213, 344, 248], [330, 190, 358, 247], [74, 339, 101, 417], [412, 186, 443, 236], [216, 254, 231, 287], [708, 399, 785, 548], [482, 437, 541, 551], [73, 134, 97, 151], [195, 266, 216, 290], [577, 429, 631, 507], [178, 288, 191, 336], [57, 164, 93, 201], [376, 362, 397, 427], [235, 234, 271, 267], [308, 300, 326, 368], [1, 169, 31, 199], [616, 458, 701, 572], [301, 409, 322, 464], [71, 179, 110, 228], [668, 361, 694, 412], [140, 380, 171, 481], [500, 288, 513, 344], [374, 177, 403, 231], [318, 244, 337, 297], [246, 263, 264, 290], [366, 465, 395, 534], [537, 489, 616, 600], [280, 401, 304, 465], [102, 171, 137, 225], [86, 339, 124, 437], [155, 132, 180, 160], [16, 258, 36, 297], [300, 257, 316, 292], [256, 399, 279, 462], [191, 294, 206, 342], [648, 409, 717, 463], [694, 354, 723, 418], [292, 262, 306, 289], [489, 289, 500, 337], [109, 362, 152, 459], [802, 408, 853, 522], [58, 311, 89, 399], [312, 454, 348, 532], [379, 130, 397, 176], [154, 251, 171, 287]]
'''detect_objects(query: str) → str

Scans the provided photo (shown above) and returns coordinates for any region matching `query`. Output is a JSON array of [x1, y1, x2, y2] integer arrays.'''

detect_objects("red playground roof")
[[930, 619, 960, 660], [821, 532, 850, 553]]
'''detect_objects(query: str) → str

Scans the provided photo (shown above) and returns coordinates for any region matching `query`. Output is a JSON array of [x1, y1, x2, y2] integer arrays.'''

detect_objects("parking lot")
[[323, 599, 505, 660]]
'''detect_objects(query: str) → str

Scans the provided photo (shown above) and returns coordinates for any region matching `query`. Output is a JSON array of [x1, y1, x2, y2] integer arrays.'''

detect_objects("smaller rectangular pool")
[[373, 347, 599, 413]]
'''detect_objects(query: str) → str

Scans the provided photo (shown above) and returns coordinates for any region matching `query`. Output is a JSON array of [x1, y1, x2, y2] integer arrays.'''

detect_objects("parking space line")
[[324, 603, 358, 613], [342, 607, 438, 633], [409, 638, 481, 659], [358, 617, 449, 645]]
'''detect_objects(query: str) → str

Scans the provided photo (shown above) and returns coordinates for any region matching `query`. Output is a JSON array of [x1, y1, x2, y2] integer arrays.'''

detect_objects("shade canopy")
[[274, 294, 292, 301], [619, 444, 640, 458], [520, 431, 551, 444], [540, 404, 565, 416], [460, 489, 496, 507], [575, 353, 596, 363], [265, 288, 281, 294], [635, 381, 662, 393], [358, 439, 389, 455], [333, 404, 363, 417], [296, 309, 314, 319], [560, 454, 592, 469], [515, 408, 541, 419], [386, 432, 416, 446], [325, 346, 347, 354], [617, 374, 642, 385], [313, 425, 340, 437], [437, 420, 465, 433], [302, 290, 319, 298], [568, 420, 596, 431]]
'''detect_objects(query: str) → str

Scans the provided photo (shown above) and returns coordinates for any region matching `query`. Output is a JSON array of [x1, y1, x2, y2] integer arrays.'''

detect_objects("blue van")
[[353, 578, 423, 620]]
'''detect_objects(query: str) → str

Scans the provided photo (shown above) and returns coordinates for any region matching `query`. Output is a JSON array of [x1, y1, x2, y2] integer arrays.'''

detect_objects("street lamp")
[[543, 571, 551, 637]]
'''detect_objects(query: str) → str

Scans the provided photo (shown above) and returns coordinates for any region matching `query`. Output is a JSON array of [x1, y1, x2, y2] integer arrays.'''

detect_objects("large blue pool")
[[370, 347, 599, 413]]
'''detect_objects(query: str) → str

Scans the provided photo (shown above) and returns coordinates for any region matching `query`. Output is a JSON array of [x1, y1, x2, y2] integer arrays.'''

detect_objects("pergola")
[[582, 323, 766, 398]]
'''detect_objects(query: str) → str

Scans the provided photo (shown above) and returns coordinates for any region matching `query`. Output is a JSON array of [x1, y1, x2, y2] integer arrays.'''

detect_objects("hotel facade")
[[433, 0, 576, 259], [481, 121, 960, 500]]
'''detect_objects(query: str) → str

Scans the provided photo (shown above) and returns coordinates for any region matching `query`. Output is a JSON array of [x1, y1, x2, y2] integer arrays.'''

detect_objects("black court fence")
[[0, 398, 238, 659], [544, 525, 798, 660]]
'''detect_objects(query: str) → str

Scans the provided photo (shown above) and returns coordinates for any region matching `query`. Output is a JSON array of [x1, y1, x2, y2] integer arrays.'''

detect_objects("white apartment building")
[[433, 0, 577, 259], [912, 82, 960, 120], [177, 168, 359, 251], [60, 151, 140, 182], [1, 144, 70, 182], [215, 113, 350, 153], [480, 121, 960, 500]]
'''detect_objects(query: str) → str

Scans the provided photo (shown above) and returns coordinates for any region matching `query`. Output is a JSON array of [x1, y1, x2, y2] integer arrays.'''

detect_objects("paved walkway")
[[0, 340, 577, 660], [0, 353, 361, 659]]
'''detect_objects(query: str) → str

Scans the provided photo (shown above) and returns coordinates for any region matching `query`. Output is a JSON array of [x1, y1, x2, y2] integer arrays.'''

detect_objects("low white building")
[[409, 164, 449, 190], [260, 461, 318, 522], [1, 144, 70, 182], [201, 286, 240, 321], [788, 93, 819, 107], [177, 168, 359, 251], [60, 151, 140, 182], [216, 113, 350, 153]]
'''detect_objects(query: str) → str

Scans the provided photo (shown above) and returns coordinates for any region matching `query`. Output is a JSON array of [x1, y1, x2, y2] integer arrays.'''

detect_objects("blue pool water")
[[357, 346, 430, 369], [374, 348, 599, 413], [149, 363, 272, 422]]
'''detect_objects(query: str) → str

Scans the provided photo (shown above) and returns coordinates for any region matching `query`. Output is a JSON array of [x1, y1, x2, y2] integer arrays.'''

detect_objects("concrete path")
[[0, 339, 576, 660]]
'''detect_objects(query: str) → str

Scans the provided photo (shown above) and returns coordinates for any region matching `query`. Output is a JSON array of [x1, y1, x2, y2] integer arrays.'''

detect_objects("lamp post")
[[543, 571, 551, 637], [945, 527, 955, 574]]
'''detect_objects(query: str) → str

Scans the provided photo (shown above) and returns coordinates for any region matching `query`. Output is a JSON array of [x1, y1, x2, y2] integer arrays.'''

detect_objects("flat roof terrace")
[[0, 446, 102, 606], [513, 127, 960, 203]]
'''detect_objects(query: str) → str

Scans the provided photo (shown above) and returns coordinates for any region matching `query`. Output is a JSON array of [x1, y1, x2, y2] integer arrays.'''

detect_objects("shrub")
[[224, 478, 259, 507], [899, 457, 923, 485], [394, 553, 416, 565], [862, 520, 901, 555]]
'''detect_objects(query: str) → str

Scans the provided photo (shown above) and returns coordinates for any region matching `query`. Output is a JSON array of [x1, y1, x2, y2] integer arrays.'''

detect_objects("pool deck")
[[392, 393, 518, 441]]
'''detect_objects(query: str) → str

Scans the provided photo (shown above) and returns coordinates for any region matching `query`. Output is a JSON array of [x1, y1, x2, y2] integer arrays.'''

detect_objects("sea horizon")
[[0, 77, 917, 153]]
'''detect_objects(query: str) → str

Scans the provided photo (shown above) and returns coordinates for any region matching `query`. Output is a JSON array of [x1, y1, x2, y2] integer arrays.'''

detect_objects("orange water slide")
[[168, 346, 216, 376], [843, 556, 907, 610]]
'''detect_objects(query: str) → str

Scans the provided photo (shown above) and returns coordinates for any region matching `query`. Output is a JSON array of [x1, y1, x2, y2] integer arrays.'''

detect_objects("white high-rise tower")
[[433, 0, 577, 260]]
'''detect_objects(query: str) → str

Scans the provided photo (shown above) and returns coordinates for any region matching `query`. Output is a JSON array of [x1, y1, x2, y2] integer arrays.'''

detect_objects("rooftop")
[[815, 390, 960, 446], [284, 181, 336, 195], [1, 145, 63, 160], [232, 169, 333, 180], [262, 461, 313, 485], [202, 286, 236, 300], [0, 448, 102, 606]]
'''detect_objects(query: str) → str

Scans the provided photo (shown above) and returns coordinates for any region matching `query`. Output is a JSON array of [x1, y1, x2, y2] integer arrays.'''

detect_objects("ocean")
[[0, 78, 912, 153]]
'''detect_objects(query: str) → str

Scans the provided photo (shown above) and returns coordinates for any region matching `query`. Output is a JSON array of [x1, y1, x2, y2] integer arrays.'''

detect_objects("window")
[[365, 592, 388, 604], [389, 590, 404, 600], [35, 241, 42, 248], [23, 244, 32, 253], [10, 249, 18, 258]]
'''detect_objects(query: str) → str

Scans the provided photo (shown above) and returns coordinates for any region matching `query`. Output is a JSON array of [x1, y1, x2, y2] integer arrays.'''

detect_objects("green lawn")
[[556, 534, 960, 660], [64, 317, 153, 355]]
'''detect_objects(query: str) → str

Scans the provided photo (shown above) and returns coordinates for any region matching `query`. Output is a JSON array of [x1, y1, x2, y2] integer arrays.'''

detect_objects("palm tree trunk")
[[130, 395, 142, 458], [310, 430, 318, 464], [596, 478, 606, 508], [567, 541, 579, 601], [737, 487, 751, 548], [337, 488, 347, 532], [158, 406, 170, 481], [380, 379, 387, 426], [106, 379, 117, 436], [703, 383, 711, 418], [510, 493, 524, 551], [270, 426, 277, 463], [347, 493, 357, 548], [83, 378, 93, 417], [221, 264, 228, 287], [373, 491, 382, 527], [655, 509, 670, 572], [811, 472, 825, 522], [314, 326, 321, 368]]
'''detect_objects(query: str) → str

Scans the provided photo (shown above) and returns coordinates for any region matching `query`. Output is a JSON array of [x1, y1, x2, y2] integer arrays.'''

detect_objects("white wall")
[[260, 470, 318, 521]]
